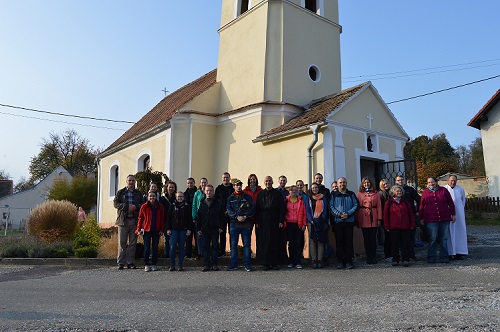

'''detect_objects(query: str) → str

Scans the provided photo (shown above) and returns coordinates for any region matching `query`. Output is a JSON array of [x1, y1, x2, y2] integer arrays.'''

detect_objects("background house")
[[437, 172, 488, 198], [468, 89, 500, 197], [0, 165, 72, 231]]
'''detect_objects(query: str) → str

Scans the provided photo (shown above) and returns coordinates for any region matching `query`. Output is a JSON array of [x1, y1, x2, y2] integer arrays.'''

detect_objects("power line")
[[387, 74, 500, 105], [343, 58, 500, 80], [343, 63, 499, 83], [0, 111, 126, 131], [0, 103, 135, 124]]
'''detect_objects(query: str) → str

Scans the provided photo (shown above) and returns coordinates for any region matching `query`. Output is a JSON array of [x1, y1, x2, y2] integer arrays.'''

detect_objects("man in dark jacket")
[[184, 177, 198, 258], [226, 178, 255, 271], [215, 172, 234, 257], [255, 176, 286, 270], [197, 184, 224, 271], [330, 177, 358, 269], [114, 174, 144, 270]]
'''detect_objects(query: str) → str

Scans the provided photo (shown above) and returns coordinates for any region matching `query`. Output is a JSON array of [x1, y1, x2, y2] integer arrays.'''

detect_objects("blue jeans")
[[229, 224, 252, 268], [143, 231, 160, 266], [169, 230, 188, 267], [426, 221, 449, 262]]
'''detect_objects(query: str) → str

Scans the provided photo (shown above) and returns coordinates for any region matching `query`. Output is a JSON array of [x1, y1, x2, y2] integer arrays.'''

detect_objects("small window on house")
[[305, 0, 317, 13], [308, 65, 321, 82], [110, 165, 119, 196]]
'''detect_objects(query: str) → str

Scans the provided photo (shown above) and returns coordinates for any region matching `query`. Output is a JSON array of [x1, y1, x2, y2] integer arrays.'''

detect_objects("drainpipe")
[[307, 124, 320, 187]]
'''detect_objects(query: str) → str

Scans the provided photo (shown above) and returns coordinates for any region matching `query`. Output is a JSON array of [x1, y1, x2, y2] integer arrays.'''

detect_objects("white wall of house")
[[480, 103, 500, 197], [0, 166, 72, 230]]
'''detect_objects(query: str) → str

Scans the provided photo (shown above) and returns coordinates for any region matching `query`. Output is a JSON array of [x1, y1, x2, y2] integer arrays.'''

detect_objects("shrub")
[[28, 200, 79, 241], [74, 246, 98, 258], [0, 236, 72, 258], [73, 215, 100, 249]]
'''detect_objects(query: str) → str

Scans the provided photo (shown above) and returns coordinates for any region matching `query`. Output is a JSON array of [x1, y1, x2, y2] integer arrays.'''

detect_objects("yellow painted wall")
[[217, 3, 268, 112], [334, 88, 407, 138], [281, 3, 341, 105], [190, 121, 217, 184], [178, 84, 221, 115], [342, 129, 364, 183], [379, 137, 397, 159], [99, 133, 167, 226]]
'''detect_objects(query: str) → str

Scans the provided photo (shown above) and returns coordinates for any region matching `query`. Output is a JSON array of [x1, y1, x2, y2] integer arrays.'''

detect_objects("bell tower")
[[217, 0, 342, 111]]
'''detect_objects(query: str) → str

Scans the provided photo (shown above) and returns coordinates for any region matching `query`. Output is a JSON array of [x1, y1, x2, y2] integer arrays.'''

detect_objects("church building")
[[97, 0, 410, 226]]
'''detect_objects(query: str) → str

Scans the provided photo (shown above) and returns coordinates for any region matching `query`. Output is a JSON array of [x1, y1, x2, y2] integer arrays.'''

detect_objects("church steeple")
[[217, 0, 342, 111]]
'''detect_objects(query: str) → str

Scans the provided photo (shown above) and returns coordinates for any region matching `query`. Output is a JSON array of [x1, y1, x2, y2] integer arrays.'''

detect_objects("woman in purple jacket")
[[419, 177, 455, 264]]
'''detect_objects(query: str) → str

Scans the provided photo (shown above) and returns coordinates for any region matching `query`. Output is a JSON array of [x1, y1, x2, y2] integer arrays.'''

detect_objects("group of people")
[[113, 171, 468, 272]]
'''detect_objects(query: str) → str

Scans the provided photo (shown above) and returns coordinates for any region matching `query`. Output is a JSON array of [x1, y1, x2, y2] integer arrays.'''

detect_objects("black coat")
[[255, 188, 286, 265], [196, 198, 224, 233]]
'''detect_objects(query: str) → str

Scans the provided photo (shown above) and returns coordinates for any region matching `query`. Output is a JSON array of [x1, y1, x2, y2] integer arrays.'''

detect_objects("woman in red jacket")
[[356, 177, 383, 264], [419, 177, 455, 264], [284, 185, 306, 269], [136, 191, 165, 272], [383, 185, 415, 267]]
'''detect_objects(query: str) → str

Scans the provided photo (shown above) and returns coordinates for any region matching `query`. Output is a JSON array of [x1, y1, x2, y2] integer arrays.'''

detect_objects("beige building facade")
[[97, 0, 410, 226]]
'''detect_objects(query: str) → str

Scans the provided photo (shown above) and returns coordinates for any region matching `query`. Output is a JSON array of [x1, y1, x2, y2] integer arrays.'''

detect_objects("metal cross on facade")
[[367, 113, 373, 129], [162, 88, 169, 96]]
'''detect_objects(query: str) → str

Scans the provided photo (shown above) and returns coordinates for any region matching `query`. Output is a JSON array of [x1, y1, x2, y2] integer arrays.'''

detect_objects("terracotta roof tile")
[[255, 82, 368, 140], [103, 69, 217, 153]]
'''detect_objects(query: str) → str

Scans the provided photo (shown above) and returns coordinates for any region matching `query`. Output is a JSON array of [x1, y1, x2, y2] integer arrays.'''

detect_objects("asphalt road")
[[0, 226, 499, 331]]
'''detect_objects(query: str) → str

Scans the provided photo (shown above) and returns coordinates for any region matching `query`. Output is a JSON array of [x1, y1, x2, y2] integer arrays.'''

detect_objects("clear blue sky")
[[1, 1, 499, 183]]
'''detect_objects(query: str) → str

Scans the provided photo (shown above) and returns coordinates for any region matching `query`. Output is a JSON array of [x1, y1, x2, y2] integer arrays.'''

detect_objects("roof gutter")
[[307, 124, 321, 186]]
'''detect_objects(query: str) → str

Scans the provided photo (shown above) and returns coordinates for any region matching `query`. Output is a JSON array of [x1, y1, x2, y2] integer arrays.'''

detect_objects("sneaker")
[[312, 262, 318, 269], [317, 263, 324, 269], [144, 265, 151, 272], [392, 261, 399, 266], [151, 265, 158, 271], [287, 264, 294, 268], [169, 266, 176, 271], [346, 263, 354, 269], [178, 266, 184, 271], [245, 266, 252, 272], [202, 266, 211, 272], [127, 264, 136, 270], [212, 266, 219, 271], [295, 264, 303, 269], [227, 266, 238, 271], [403, 261, 409, 267], [336, 263, 345, 269], [385, 257, 393, 263], [118, 264, 124, 270]]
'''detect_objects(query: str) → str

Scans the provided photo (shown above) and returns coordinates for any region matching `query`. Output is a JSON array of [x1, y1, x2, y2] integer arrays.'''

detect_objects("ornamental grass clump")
[[28, 200, 79, 242]]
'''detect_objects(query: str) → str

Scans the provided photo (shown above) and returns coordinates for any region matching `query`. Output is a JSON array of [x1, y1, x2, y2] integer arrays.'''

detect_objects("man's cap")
[[231, 178, 243, 185]]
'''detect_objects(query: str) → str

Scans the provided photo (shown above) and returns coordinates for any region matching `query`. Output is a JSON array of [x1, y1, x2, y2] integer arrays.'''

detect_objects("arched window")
[[137, 152, 151, 172], [109, 164, 119, 197], [301, 0, 323, 15], [305, 0, 317, 13], [236, 0, 250, 16]]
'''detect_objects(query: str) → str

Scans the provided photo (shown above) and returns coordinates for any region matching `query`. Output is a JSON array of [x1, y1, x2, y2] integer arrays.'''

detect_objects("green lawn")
[[465, 212, 500, 226]]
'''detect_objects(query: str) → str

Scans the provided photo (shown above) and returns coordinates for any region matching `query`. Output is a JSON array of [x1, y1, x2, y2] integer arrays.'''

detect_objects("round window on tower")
[[308, 65, 321, 82]]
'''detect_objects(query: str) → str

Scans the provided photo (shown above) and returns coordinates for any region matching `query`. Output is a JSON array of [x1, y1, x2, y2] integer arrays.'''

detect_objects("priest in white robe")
[[445, 174, 468, 259]]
